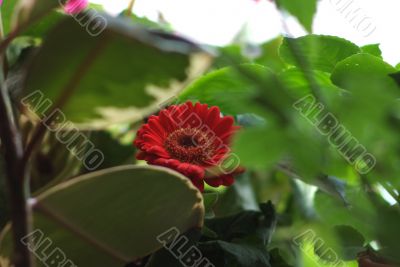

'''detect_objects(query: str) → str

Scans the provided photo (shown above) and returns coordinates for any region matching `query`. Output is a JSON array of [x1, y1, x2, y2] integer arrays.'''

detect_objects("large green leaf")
[[0, 165, 204, 266], [275, 0, 317, 32], [280, 35, 361, 72], [20, 16, 211, 128]]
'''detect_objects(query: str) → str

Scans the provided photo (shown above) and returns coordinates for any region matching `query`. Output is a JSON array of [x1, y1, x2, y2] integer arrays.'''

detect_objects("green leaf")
[[278, 67, 342, 106], [179, 64, 263, 115], [280, 35, 361, 72], [212, 44, 251, 69], [144, 228, 202, 267], [0, 166, 204, 266], [314, 188, 376, 241], [21, 16, 211, 128], [233, 125, 286, 170], [83, 130, 136, 172], [373, 202, 400, 263], [205, 202, 276, 244], [179, 64, 292, 118], [203, 192, 219, 218], [334, 225, 365, 260], [276, 0, 317, 32], [214, 174, 260, 217], [6, 36, 39, 68], [329, 54, 400, 178], [269, 248, 293, 267], [3, 0, 65, 38], [29, 130, 83, 193], [1, 0, 18, 34], [331, 53, 397, 89], [254, 36, 286, 72], [361, 44, 382, 58], [22, 10, 65, 38], [200, 202, 277, 267], [213, 37, 285, 72], [199, 241, 271, 267]]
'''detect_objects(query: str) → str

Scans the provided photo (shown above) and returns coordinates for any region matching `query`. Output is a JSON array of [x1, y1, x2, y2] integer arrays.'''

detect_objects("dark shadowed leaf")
[[21, 16, 211, 128]]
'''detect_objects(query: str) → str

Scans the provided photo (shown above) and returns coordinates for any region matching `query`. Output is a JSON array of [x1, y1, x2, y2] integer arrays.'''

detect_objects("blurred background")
[[91, 0, 400, 65]]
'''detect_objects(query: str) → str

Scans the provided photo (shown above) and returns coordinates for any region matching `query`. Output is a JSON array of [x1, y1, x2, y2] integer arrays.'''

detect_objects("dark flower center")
[[179, 135, 197, 147], [164, 128, 215, 164]]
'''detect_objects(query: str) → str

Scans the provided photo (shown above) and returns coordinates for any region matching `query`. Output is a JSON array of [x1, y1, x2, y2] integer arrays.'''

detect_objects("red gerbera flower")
[[134, 101, 243, 192]]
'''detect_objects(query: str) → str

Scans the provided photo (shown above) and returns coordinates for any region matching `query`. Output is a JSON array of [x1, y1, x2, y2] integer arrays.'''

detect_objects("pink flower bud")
[[64, 0, 88, 14]]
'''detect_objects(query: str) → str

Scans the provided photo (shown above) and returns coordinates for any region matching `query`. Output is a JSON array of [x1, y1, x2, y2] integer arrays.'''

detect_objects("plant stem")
[[0, 9, 33, 267], [125, 0, 136, 16], [0, 85, 33, 267]]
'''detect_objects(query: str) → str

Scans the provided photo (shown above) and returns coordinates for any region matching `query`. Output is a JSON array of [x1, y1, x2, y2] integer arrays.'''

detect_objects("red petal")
[[147, 146, 170, 158], [204, 177, 223, 187], [222, 175, 235, 186], [191, 177, 204, 192], [148, 119, 167, 138], [213, 116, 234, 136], [159, 110, 177, 132], [205, 106, 220, 128], [152, 158, 180, 168], [143, 133, 163, 146], [136, 151, 147, 160]]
